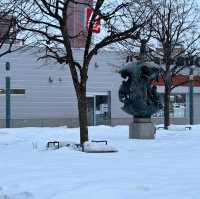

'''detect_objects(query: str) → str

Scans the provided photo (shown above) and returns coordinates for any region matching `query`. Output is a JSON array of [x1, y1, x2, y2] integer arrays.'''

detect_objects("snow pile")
[[168, 124, 192, 131], [83, 141, 118, 153]]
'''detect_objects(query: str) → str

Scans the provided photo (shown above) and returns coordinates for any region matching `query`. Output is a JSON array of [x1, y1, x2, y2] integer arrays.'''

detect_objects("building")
[[0, 48, 125, 127], [0, 47, 200, 128]]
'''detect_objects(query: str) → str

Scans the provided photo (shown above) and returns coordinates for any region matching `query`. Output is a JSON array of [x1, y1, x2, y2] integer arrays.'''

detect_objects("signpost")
[[5, 62, 11, 128], [189, 66, 195, 125], [85, 7, 101, 33]]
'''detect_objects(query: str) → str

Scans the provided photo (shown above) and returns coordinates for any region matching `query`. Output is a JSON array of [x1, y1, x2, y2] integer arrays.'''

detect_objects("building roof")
[[154, 75, 200, 87]]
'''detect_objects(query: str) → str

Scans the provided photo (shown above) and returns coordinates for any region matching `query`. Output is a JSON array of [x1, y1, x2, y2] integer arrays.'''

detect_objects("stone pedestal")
[[129, 118, 155, 139]]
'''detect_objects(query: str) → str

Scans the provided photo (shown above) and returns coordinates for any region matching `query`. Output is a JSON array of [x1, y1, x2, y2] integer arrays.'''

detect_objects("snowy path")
[[0, 125, 200, 199]]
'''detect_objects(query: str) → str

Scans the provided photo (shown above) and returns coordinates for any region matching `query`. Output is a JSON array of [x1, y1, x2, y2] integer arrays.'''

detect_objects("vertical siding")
[[0, 49, 78, 119]]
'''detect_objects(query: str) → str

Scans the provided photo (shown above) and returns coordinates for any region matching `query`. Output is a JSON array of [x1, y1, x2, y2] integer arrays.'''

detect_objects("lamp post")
[[189, 65, 195, 125]]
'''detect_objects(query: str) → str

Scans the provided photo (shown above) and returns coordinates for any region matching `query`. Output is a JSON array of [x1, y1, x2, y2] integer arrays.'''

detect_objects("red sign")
[[85, 7, 100, 33]]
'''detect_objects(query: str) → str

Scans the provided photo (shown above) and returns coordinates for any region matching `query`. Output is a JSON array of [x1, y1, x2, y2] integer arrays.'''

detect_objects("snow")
[[83, 141, 118, 153], [0, 125, 200, 199]]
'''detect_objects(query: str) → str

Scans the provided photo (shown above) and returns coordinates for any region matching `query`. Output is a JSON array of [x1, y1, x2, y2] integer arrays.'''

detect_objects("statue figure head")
[[119, 60, 163, 118]]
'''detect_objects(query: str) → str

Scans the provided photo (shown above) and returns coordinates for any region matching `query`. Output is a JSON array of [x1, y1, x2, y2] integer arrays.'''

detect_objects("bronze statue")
[[119, 60, 163, 118]]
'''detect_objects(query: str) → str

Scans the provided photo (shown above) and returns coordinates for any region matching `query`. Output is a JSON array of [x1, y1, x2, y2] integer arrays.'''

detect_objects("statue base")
[[129, 118, 155, 139]]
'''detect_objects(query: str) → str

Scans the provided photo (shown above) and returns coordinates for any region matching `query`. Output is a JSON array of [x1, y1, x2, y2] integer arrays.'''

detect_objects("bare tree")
[[121, 0, 200, 129], [3, 0, 153, 144]]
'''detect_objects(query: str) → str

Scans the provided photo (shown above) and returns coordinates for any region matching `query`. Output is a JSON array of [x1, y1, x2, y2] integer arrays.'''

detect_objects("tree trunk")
[[164, 84, 170, 129], [68, 62, 89, 145], [77, 85, 88, 144]]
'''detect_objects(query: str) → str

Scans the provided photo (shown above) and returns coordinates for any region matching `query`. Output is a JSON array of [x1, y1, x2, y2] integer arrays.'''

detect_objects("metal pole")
[[6, 76, 11, 128], [108, 91, 112, 125], [189, 66, 194, 125], [93, 95, 96, 126]]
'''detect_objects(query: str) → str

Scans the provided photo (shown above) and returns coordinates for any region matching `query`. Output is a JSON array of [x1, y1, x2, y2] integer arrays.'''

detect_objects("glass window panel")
[[153, 93, 186, 118], [95, 95, 109, 125]]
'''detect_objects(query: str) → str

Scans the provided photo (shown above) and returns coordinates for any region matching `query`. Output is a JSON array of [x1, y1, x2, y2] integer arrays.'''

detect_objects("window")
[[96, 95, 108, 113], [153, 93, 186, 118], [95, 95, 109, 125], [0, 89, 25, 95], [86, 92, 111, 126], [170, 94, 186, 118], [6, 62, 10, 71]]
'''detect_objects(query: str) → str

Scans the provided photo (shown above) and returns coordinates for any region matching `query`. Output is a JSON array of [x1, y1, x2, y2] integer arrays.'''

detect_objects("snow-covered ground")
[[0, 125, 200, 199]]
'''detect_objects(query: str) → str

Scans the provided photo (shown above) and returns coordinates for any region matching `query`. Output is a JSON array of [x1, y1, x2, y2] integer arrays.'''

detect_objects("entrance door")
[[86, 92, 111, 126], [95, 95, 110, 125]]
